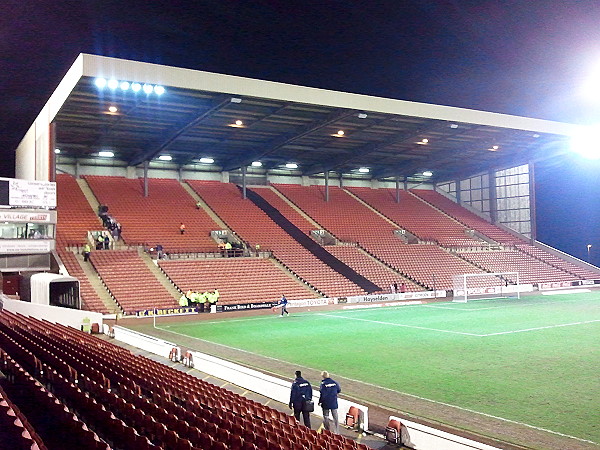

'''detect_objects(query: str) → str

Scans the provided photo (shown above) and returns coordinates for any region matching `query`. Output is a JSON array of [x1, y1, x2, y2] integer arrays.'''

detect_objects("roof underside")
[[53, 71, 572, 182]]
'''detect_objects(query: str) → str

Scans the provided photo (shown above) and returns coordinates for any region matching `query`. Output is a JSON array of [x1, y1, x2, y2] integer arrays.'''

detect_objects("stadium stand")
[[83, 176, 220, 253], [90, 250, 178, 314], [0, 311, 372, 449], [252, 187, 418, 293], [515, 243, 600, 280], [159, 258, 319, 305], [409, 189, 523, 244], [456, 249, 579, 285], [55, 174, 111, 314], [187, 180, 367, 297], [346, 187, 485, 247], [273, 184, 486, 290]]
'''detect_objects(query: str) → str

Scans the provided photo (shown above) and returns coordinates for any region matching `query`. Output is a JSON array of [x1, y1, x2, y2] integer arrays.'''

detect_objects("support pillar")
[[324, 172, 329, 202], [455, 179, 461, 204], [528, 162, 537, 242], [395, 177, 401, 203], [143, 161, 149, 198], [488, 170, 497, 224], [241, 166, 247, 199]]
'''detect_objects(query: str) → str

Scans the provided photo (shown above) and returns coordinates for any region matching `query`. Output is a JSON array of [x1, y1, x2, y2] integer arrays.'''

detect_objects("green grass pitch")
[[153, 291, 600, 444]]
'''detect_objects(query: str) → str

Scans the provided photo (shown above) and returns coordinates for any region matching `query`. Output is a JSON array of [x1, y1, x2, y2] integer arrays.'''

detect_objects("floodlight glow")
[[570, 125, 600, 160], [251, 161, 263, 167], [98, 151, 114, 158], [422, 171, 433, 177], [131, 83, 142, 92], [199, 157, 214, 164], [158, 155, 172, 161], [94, 78, 107, 88], [154, 85, 165, 95], [107, 79, 119, 90], [285, 163, 298, 169], [143, 84, 154, 94], [358, 167, 370, 173], [120, 81, 130, 90]]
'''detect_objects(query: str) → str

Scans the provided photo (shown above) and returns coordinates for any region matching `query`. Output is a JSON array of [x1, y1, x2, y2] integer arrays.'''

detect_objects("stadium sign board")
[[0, 177, 56, 209]]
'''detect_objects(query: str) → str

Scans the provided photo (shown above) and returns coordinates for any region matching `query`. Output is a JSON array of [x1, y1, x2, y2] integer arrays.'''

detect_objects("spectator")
[[104, 235, 110, 250], [255, 243, 261, 257], [224, 241, 232, 257], [179, 223, 186, 234], [156, 244, 164, 259], [400, 282, 407, 293], [319, 371, 341, 433], [82, 244, 91, 262], [96, 234, 104, 250], [289, 370, 312, 427]]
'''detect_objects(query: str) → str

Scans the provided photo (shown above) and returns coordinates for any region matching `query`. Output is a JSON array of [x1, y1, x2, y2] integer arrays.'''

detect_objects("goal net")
[[452, 272, 520, 302]]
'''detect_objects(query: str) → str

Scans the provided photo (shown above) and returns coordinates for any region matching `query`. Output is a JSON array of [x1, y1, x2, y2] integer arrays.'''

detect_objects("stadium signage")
[[220, 302, 277, 312], [288, 298, 331, 308], [0, 211, 52, 222], [342, 291, 448, 304], [539, 280, 599, 290], [0, 239, 54, 254], [136, 306, 198, 317], [0, 177, 56, 209]]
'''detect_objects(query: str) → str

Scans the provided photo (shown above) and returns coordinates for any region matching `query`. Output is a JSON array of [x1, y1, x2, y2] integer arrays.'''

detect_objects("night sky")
[[1, 1, 599, 264]]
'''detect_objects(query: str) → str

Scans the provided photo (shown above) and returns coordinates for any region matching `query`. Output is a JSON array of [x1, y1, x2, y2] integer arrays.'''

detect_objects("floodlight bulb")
[[199, 157, 214, 164], [154, 85, 165, 95], [98, 151, 114, 158], [337, 130, 345, 136], [235, 120, 243, 126], [570, 125, 600, 160], [120, 81, 130, 90], [131, 83, 142, 92], [358, 167, 370, 173], [422, 138, 429, 144], [251, 161, 262, 167], [423, 171, 433, 177], [107, 79, 119, 90], [108, 106, 118, 113], [143, 84, 154, 94], [285, 163, 298, 169], [158, 155, 172, 161], [54, 148, 61, 154], [94, 78, 107, 88]]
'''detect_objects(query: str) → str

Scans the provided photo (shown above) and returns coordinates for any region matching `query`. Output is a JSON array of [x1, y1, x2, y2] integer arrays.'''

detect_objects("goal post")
[[452, 272, 520, 302]]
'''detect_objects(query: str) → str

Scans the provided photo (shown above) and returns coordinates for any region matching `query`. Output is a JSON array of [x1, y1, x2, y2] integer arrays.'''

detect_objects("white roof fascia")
[[80, 53, 580, 137]]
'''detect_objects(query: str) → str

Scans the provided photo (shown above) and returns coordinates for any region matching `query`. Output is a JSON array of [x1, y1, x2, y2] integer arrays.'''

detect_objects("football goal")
[[452, 272, 520, 302]]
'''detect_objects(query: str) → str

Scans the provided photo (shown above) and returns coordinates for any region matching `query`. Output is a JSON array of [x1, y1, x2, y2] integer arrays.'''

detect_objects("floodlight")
[[131, 83, 142, 92], [422, 171, 433, 177], [54, 148, 61, 154], [235, 120, 243, 126], [251, 161, 262, 167], [285, 163, 298, 169], [107, 79, 119, 90], [98, 151, 114, 158], [570, 126, 600, 160], [94, 78, 107, 88], [358, 167, 370, 173], [120, 81, 130, 90], [143, 84, 154, 94], [154, 85, 165, 95], [199, 157, 214, 164], [158, 155, 172, 161], [108, 106, 118, 113], [357, 113, 368, 119]]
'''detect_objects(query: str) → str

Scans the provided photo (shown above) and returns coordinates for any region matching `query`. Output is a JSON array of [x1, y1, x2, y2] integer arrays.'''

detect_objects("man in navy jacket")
[[319, 370, 341, 433], [289, 370, 312, 427]]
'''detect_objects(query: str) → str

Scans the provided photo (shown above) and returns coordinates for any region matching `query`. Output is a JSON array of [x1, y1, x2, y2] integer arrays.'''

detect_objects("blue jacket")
[[289, 377, 312, 409], [319, 377, 341, 409]]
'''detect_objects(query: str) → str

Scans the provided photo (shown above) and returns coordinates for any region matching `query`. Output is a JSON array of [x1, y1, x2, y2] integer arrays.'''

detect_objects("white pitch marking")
[[154, 325, 597, 445], [315, 313, 482, 336], [481, 319, 600, 337]]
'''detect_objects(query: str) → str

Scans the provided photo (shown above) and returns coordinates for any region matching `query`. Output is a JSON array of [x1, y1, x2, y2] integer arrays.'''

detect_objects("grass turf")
[[151, 292, 600, 444]]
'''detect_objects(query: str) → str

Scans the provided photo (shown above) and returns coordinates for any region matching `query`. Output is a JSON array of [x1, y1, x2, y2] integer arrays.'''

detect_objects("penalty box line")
[[155, 324, 597, 446]]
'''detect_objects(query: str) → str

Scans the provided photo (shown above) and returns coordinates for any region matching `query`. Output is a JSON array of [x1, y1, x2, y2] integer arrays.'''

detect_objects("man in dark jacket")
[[319, 370, 341, 433], [289, 370, 312, 427]]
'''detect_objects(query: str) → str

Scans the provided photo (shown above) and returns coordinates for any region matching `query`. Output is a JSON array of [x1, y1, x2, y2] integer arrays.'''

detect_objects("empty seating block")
[[159, 258, 318, 305], [84, 176, 220, 252], [90, 250, 178, 314]]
